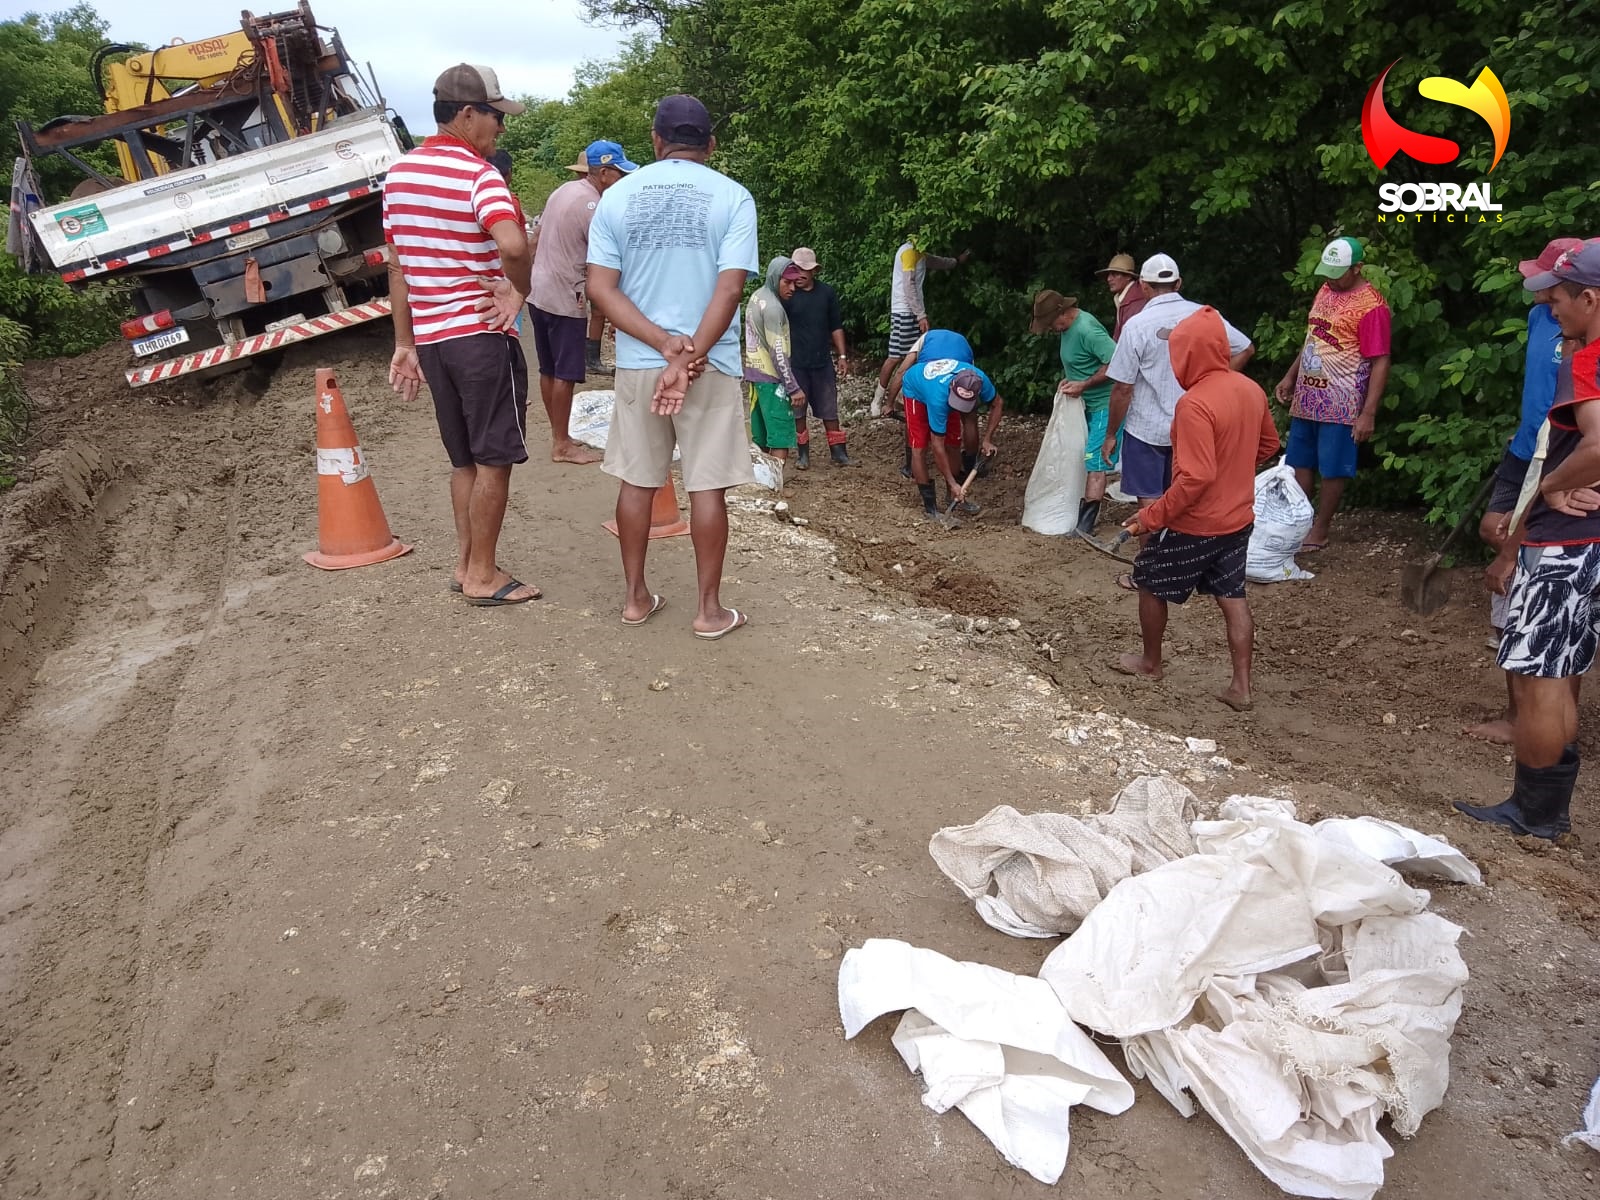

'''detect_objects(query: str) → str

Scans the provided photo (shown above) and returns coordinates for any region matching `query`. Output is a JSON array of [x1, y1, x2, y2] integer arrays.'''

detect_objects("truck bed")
[[28, 110, 402, 282]]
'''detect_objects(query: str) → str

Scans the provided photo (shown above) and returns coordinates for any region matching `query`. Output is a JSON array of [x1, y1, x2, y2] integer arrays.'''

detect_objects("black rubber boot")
[[585, 338, 611, 377], [917, 482, 950, 525], [961, 451, 977, 478], [901, 444, 913, 479], [1454, 748, 1578, 839], [830, 441, 856, 467], [795, 442, 811, 471], [1076, 499, 1102, 537]]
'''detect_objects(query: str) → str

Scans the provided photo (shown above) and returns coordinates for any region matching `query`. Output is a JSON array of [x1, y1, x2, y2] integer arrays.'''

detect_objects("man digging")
[[1115, 308, 1280, 711]]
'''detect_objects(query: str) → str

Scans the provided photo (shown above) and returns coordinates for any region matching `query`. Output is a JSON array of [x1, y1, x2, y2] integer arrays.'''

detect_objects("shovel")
[[941, 467, 980, 522], [1400, 474, 1496, 615], [1077, 528, 1136, 562]]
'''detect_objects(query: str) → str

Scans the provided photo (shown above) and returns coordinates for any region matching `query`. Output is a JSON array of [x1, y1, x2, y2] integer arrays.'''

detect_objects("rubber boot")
[[585, 338, 611, 377], [1453, 747, 1578, 840], [830, 441, 856, 467], [1076, 499, 1102, 537], [901, 444, 913, 480], [871, 382, 886, 417], [795, 440, 811, 471]]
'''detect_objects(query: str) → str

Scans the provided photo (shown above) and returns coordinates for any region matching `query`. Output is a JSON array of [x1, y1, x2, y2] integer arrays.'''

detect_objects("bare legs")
[[615, 481, 738, 632], [452, 463, 538, 601], [538, 373, 602, 465], [1294, 468, 1348, 547], [1116, 590, 1254, 710], [1465, 509, 1516, 743]]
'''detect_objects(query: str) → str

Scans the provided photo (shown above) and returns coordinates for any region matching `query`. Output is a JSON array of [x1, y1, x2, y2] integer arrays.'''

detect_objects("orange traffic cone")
[[303, 367, 412, 570], [604, 479, 690, 539]]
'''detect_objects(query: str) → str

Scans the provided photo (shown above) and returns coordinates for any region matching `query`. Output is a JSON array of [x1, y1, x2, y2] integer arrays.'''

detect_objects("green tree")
[[1, 4, 131, 356], [589, 0, 1599, 520], [498, 33, 681, 214]]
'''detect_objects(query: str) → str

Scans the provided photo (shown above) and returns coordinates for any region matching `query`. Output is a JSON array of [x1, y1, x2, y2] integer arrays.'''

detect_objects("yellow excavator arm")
[[94, 4, 344, 183], [101, 33, 266, 181]]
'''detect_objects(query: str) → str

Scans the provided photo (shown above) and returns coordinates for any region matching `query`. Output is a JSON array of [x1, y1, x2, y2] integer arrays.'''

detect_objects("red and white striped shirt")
[[381, 134, 519, 345]]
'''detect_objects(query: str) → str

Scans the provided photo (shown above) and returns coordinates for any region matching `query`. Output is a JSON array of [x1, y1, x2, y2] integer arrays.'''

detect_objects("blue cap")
[[585, 140, 638, 172]]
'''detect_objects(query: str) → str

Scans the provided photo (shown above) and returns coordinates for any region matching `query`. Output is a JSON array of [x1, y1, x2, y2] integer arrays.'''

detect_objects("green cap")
[[1315, 236, 1365, 279]]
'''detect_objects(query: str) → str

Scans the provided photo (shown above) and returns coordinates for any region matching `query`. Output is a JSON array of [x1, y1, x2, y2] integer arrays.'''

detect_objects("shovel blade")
[[1400, 553, 1452, 614]]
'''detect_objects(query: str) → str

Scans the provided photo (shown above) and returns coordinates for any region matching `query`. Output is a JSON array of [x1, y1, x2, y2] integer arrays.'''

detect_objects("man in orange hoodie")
[[1116, 307, 1281, 710]]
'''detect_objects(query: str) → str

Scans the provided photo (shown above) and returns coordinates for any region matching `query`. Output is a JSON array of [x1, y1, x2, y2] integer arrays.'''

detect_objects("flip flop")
[[1300, 541, 1327, 553], [465, 579, 541, 606], [1115, 573, 1137, 592], [621, 594, 667, 626], [451, 564, 506, 593], [694, 608, 748, 641]]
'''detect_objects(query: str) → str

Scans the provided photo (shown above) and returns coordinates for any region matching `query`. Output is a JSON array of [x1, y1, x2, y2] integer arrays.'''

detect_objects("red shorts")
[[905, 396, 963, 451]]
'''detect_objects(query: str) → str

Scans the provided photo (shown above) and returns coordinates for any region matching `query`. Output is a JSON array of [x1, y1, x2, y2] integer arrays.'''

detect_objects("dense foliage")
[[529, 0, 1599, 519], [0, 6, 130, 358], [0, 316, 29, 488]]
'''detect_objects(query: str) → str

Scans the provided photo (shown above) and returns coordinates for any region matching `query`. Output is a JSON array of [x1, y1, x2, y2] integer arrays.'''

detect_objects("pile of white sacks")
[[838, 777, 1483, 1200]]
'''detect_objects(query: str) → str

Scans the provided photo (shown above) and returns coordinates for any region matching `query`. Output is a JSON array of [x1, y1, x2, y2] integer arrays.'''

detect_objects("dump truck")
[[5, 3, 411, 387]]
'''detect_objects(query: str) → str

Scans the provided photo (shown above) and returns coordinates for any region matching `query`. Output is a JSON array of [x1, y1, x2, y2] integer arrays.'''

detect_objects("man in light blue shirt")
[[588, 94, 759, 640]]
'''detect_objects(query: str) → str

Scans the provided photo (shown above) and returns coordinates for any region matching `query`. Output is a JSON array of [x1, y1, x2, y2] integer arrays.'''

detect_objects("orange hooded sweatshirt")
[[1139, 306, 1280, 536]]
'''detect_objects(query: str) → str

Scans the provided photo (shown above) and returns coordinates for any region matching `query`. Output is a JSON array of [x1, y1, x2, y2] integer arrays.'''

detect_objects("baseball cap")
[[653, 94, 712, 146], [948, 369, 985, 413], [780, 263, 806, 282], [584, 140, 638, 172], [1028, 288, 1078, 334], [1140, 253, 1180, 284], [1315, 236, 1365, 279], [433, 64, 525, 115], [1519, 236, 1586, 282], [1524, 239, 1600, 292], [1094, 253, 1138, 277], [792, 247, 820, 271]]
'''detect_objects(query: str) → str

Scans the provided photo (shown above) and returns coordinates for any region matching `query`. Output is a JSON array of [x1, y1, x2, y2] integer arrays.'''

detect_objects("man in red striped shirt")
[[383, 64, 538, 606]]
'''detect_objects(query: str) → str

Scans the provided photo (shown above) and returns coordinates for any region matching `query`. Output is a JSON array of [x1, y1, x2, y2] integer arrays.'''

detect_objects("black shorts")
[[792, 365, 839, 421], [417, 333, 529, 468], [1488, 448, 1533, 514], [1131, 525, 1253, 604], [530, 306, 586, 382]]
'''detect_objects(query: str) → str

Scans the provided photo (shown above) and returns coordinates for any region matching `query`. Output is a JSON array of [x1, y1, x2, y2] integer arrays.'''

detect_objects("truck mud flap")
[[126, 299, 392, 388]]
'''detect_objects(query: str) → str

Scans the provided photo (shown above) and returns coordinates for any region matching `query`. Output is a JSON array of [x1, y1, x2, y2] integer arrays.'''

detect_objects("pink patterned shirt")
[[1290, 281, 1392, 425]]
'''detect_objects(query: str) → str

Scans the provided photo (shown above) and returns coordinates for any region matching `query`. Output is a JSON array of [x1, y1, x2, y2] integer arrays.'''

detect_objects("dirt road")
[[2, 332, 1596, 1200]]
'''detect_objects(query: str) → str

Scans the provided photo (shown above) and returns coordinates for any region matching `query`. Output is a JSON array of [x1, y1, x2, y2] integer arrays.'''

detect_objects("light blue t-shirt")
[[587, 158, 759, 379], [919, 329, 973, 363], [1511, 304, 1563, 461], [901, 358, 996, 436]]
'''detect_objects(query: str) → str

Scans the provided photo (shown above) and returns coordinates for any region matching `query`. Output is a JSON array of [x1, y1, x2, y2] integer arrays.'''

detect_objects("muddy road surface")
[[1, 333, 1596, 1200]]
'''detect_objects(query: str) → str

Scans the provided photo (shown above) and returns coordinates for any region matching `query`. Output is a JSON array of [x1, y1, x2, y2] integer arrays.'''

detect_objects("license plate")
[[132, 327, 191, 357]]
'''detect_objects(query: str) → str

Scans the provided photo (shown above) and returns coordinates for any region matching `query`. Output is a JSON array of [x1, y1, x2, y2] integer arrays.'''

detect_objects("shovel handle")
[[944, 467, 979, 516], [1434, 473, 1499, 559]]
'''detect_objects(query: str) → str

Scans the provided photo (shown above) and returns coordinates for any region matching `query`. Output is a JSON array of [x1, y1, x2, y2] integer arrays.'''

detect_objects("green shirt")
[[1059, 310, 1117, 412]]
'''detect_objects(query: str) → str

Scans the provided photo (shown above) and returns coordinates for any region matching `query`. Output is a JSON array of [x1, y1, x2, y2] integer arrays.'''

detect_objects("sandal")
[[465, 579, 541, 606], [1115, 573, 1137, 592], [621, 594, 668, 626]]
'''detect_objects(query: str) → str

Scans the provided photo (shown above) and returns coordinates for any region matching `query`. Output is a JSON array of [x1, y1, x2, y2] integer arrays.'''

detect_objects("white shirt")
[[889, 241, 957, 317], [1106, 292, 1252, 447]]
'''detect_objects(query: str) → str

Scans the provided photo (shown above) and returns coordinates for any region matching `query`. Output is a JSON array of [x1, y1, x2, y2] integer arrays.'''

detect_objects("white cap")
[[1140, 253, 1179, 283]]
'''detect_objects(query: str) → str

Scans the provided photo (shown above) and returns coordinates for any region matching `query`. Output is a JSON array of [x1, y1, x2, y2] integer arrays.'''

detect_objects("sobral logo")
[[1361, 60, 1510, 223]]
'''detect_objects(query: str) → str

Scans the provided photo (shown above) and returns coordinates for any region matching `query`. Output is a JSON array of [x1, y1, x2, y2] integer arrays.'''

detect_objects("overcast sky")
[[4, 0, 631, 130]]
